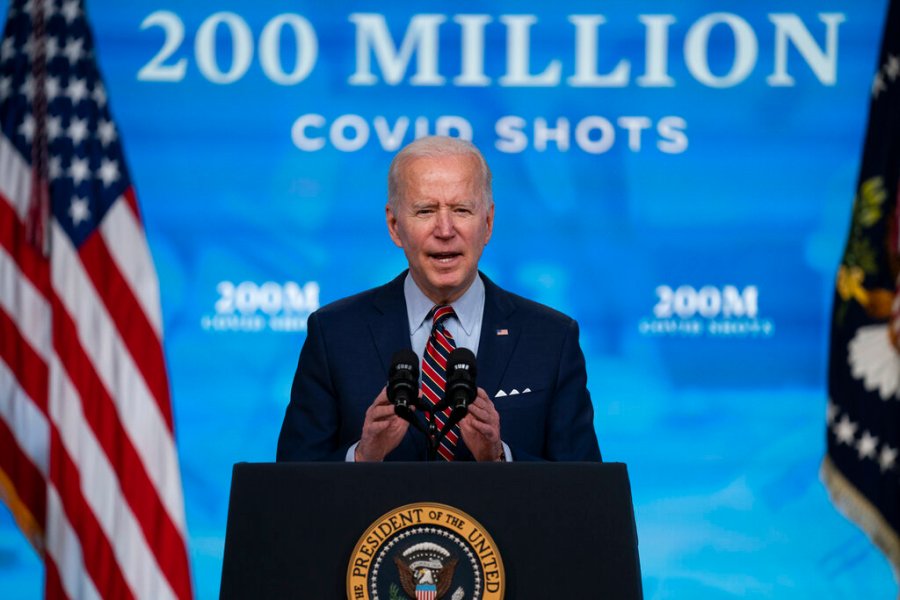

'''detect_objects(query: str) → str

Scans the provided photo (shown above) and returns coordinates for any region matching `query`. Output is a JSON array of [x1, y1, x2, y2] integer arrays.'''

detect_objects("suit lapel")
[[368, 272, 412, 374], [367, 272, 429, 459], [476, 273, 519, 399]]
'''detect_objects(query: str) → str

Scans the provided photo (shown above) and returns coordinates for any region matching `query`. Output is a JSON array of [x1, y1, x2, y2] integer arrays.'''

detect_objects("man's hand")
[[356, 387, 410, 461], [460, 387, 503, 462]]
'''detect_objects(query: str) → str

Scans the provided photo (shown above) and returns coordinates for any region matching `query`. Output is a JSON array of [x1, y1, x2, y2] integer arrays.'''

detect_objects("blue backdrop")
[[1, 1, 896, 598]]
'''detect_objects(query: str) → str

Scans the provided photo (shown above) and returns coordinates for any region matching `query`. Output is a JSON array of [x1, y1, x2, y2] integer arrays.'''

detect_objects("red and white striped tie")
[[421, 305, 460, 461]]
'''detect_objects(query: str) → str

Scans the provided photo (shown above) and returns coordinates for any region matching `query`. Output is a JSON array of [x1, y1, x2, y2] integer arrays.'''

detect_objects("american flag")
[[824, 0, 900, 582], [0, 0, 192, 598]]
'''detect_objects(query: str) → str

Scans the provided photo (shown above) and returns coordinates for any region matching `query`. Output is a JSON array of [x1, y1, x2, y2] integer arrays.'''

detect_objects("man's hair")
[[387, 136, 493, 209]]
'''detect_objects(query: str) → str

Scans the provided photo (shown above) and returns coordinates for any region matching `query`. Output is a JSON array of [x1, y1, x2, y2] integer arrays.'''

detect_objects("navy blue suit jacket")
[[276, 272, 601, 462]]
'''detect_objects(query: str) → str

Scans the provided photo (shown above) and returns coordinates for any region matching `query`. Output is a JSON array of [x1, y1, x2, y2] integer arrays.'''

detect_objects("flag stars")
[[98, 119, 116, 146], [873, 55, 900, 98], [92, 82, 106, 107], [22, 36, 35, 60], [49, 155, 62, 180], [68, 196, 90, 226], [1, 37, 15, 62], [19, 113, 35, 141], [833, 415, 858, 445], [61, 0, 80, 24], [67, 117, 88, 146], [63, 37, 84, 64], [65, 77, 88, 104], [47, 115, 62, 140], [68, 156, 89, 185], [879, 445, 897, 472], [886, 55, 900, 82], [45, 75, 61, 101], [46, 36, 59, 61], [856, 431, 878, 460], [98, 158, 120, 187], [872, 73, 886, 98], [43, 0, 59, 17], [20, 75, 34, 101], [0, 76, 11, 99], [826, 400, 838, 424]]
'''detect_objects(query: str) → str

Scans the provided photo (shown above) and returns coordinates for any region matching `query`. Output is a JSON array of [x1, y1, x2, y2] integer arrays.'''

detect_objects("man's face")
[[387, 154, 494, 304]]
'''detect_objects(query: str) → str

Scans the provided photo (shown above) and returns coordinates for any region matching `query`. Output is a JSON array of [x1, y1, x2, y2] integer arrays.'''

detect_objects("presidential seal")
[[347, 502, 504, 600]]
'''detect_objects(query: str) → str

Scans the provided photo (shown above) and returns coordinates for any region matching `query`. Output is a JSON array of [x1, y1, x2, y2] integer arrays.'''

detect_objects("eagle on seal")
[[394, 544, 458, 599]]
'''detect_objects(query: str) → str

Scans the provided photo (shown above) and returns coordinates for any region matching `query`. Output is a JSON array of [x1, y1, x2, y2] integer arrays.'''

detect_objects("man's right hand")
[[355, 387, 410, 461]]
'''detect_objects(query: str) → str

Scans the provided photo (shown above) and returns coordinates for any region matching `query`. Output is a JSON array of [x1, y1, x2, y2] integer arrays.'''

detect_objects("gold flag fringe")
[[821, 455, 900, 588]]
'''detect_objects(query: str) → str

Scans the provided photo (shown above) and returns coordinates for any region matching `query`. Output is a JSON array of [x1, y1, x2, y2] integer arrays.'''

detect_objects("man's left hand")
[[460, 387, 503, 462]]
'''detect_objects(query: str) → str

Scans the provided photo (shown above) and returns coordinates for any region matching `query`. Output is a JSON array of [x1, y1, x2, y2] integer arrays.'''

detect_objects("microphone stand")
[[425, 401, 469, 461], [401, 388, 471, 461], [392, 396, 443, 461]]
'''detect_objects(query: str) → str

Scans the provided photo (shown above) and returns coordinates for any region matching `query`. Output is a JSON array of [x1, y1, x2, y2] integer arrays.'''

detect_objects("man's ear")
[[386, 204, 403, 248]]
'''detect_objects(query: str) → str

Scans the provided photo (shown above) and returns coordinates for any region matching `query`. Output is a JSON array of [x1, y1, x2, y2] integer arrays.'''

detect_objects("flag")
[[0, 0, 192, 598], [824, 0, 900, 580]]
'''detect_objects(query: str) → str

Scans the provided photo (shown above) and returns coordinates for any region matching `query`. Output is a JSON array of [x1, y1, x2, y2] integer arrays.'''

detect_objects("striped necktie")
[[421, 305, 460, 461]]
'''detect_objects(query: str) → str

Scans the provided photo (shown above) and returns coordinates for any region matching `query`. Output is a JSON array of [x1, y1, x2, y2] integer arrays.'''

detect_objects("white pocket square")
[[495, 388, 532, 398]]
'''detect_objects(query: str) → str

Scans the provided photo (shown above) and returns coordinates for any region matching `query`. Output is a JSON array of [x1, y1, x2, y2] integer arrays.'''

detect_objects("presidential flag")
[[0, 0, 192, 598], [824, 0, 900, 580]]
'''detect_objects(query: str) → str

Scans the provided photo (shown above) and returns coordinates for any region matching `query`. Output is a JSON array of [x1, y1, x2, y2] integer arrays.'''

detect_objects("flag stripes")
[[0, 0, 193, 597], [0, 415, 45, 543], [78, 231, 171, 421], [99, 192, 164, 338], [50, 225, 186, 530], [0, 352, 49, 478], [43, 562, 70, 600], [45, 484, 103, 600], [47, 426, 136, 600]]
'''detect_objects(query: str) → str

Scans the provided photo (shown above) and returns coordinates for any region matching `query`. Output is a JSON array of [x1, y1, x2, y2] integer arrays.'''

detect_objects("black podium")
[[221, 462, 641, 599]]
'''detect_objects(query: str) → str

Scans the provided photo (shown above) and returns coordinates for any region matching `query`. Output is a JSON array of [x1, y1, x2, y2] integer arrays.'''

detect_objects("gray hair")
[[387, 136, 493, 209]]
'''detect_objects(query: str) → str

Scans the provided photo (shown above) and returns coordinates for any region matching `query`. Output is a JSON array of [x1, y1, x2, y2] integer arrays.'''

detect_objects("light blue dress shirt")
[[404, 271, 484, 363]]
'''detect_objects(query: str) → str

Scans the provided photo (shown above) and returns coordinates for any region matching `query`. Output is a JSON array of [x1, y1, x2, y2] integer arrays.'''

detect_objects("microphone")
[[441, 348, 477, 412], [432, 348, 477, 446], [387, 349, 420, 422]]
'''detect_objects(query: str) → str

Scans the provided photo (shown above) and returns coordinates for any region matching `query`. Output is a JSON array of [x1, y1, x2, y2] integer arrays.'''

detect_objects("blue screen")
[[0, 1, 895, 598]]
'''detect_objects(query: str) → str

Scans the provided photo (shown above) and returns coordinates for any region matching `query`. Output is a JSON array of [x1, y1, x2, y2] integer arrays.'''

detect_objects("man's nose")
[[434, 209, 455, 237]]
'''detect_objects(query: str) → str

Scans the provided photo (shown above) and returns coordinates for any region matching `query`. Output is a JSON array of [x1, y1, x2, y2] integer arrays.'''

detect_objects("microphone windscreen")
[[447, 347, 477, 378], [444, 347, 477, 411], [390, 349, 419, 375], [388, 349, 419, 407]]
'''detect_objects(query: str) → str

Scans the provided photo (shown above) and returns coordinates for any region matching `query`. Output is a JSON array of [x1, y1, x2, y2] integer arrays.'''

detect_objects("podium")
[[221, 462, 642, 599]]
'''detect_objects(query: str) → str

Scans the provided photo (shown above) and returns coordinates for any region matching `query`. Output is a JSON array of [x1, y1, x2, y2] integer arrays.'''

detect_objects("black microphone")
[[441, 347, 477, 412], [387, 349, 420, 421], [432, 348, 477, 445]]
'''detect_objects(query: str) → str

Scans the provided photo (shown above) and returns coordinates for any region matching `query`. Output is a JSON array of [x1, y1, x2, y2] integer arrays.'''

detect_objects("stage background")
[[1, 1, 897, 597]]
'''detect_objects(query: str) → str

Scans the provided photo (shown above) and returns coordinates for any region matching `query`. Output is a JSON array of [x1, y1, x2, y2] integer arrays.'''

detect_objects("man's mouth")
[[429, 252, 462, 264]]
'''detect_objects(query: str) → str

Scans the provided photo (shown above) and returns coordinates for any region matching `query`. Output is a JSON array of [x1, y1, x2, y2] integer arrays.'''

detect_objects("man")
[[277, 136, 600, 462]]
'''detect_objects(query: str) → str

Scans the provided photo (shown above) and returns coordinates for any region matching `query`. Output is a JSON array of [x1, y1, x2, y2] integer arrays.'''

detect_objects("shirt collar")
[[404, 273, 484, 336]]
